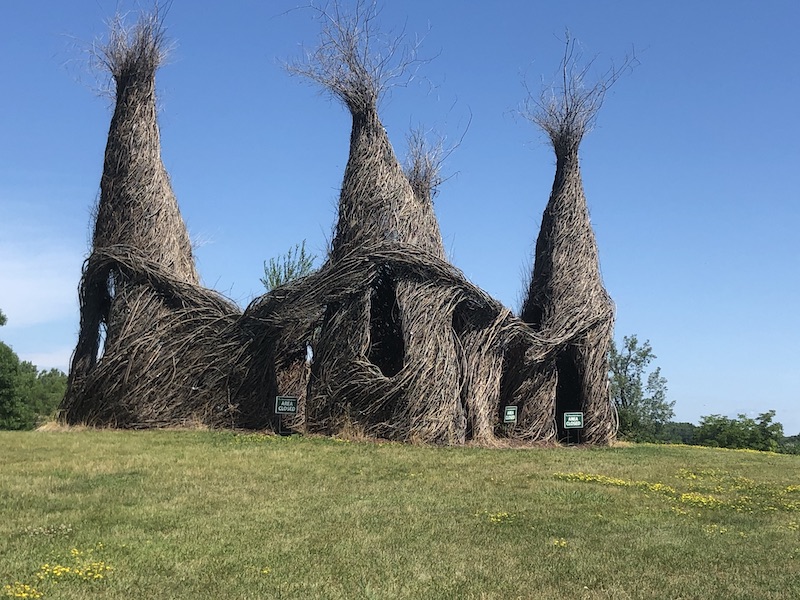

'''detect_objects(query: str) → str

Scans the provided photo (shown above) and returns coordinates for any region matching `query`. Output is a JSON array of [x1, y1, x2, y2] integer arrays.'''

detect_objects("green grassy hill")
[[1, 430, 798, 599]]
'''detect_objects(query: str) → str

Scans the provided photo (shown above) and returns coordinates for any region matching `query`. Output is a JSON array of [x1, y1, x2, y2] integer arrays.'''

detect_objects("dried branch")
[[403, 126, 446, 202], [402, 112, 471, 203], [522, 31, 636, 155], [90, 4, 174, 97], [286, 0, 426, 114]]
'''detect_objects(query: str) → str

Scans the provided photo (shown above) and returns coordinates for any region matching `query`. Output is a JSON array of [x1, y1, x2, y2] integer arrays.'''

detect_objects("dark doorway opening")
[[367, 269, 404, 377], [555, 347, 582, 444]]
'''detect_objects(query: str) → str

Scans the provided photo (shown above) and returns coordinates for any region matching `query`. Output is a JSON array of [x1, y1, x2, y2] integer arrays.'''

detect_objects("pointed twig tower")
[[61, 10, 260, 428], [519, 35, 633, 444], [91, 11, 198, 283], [282, 1, 465, 443]]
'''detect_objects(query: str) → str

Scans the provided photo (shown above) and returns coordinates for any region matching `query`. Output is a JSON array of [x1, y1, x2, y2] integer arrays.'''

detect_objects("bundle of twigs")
[[62, 247, 270, 428]]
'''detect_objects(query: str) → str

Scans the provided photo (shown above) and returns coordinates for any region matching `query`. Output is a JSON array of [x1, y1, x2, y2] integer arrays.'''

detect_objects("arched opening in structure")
[[555, 347, 582, 443], [367, 269, 404, 377], [452, 299, 495, 341]]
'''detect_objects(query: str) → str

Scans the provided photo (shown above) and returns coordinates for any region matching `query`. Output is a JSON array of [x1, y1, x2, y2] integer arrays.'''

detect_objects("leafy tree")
[[609, 335, 674, 442], [18, 366, 67, 420], [0, 343, 35, 430], [659, 421, 697, 444], [694, 411, 784, 452], [261, 240, 317, 293], [0, 309, 67, 429], [781, 434, 800, 455], [0, 310, 28, 429], [0, 349, 67, 430]]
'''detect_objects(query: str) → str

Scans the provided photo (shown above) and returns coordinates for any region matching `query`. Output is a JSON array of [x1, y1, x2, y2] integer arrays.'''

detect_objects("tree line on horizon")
[[607, 330, 798, 453]]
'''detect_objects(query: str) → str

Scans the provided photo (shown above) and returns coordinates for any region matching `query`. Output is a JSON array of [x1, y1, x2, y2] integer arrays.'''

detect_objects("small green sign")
[[275, 396, 299, 415], [564, 412, 584, 429], [503, 406, 518, 423]]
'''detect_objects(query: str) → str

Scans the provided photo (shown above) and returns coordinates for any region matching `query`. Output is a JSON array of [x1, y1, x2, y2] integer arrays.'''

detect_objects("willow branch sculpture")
[[61, 8, 627, 448]]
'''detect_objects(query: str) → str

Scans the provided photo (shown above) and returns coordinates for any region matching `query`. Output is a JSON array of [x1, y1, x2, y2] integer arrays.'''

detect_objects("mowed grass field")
[[1, 430, 798, 599]]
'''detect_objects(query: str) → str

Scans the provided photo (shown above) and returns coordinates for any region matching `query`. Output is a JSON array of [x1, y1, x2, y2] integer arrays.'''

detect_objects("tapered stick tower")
[[520, 36, 633, 444]]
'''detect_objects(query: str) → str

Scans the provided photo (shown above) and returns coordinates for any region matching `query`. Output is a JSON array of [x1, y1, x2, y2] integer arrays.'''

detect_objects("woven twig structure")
[[246, 243, 554, 443], [61, 12, 275, 428], [519, 151, 616, 444], [272, 1, 569, 444], [61, 7, 619, 446], [519, 35, 626, 444]]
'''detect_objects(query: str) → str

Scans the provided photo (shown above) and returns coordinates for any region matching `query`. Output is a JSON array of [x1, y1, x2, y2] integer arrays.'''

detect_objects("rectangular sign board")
[[563, 412, 584, 429], [275, 396, 299, 415], [503, 406, 518, 423]]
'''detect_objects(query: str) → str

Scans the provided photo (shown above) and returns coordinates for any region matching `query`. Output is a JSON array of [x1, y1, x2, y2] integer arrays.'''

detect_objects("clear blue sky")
[[1, 1, 798, 433]]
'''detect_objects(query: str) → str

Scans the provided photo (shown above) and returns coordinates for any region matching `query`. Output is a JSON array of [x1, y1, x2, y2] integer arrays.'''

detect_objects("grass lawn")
[[1, 429, 798, 599]]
